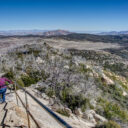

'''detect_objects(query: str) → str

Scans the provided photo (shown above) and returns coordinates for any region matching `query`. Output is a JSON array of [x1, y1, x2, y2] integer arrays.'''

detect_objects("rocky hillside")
[[49, 33, 128, 45], [0, 39, 128, 128]]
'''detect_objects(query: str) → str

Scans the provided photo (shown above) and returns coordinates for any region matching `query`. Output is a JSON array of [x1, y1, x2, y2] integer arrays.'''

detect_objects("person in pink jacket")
[[0, 77, 13, 103]]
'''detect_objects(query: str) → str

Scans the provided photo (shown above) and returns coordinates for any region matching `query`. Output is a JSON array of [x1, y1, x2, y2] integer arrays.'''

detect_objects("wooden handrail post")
[[15, 91, 40, 128], [25, 89, 31, 128], [14, 82, 19, 106], [15, 83, 72, 128]]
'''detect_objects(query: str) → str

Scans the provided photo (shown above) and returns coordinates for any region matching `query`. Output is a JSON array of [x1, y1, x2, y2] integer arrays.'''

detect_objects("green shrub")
[[104, 62, 127, 76], [26, 67, 49, 82], [21, 75, 36, 87], [96, 98, 128, 122], [78, 63, 92, 73], [28, 70, 42, 82], [60, 88, 91, 112], [3, 70, 14, 79], [46, 88, 55, 97], [99, 79, 128, 109], [36, 87, 46, 93], [56, 109, 70, 117], [16, 52, 23, 58], [95, 75, 127, 108], [33, 50, 41, 56], [107, 84, 123, 98], [104, 70, 128, 91], [95, 120, 121, 128], [61, 87, 72, 102], [28, 48, 41, 56], [117, 79, 128, 91], [41, 70, 49, 80], [16, 78, 25, 87]]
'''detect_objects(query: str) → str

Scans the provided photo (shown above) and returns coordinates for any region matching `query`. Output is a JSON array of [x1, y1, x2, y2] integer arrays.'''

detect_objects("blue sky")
[[0, 0, 128, 31]]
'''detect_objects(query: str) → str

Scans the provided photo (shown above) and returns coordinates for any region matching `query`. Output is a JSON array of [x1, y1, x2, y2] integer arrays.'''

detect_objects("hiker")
[[0, 77, 13, 104]]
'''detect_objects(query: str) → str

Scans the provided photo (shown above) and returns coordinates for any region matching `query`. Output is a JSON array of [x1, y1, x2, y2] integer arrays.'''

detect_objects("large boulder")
[[74, 108, 83, 117], [36, 57, 43, 64], [42, 93, 49, 100], [3, 102, 36, 128], [123, 91, 127, 96], [101, 73, 114, 85], [64, 108, 72, 115], [83, 110, 107, 124], [49, 98, 55, 105], [51, 103, 64, 111]]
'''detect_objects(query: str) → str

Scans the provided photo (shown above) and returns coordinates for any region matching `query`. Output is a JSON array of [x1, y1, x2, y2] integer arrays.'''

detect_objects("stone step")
[[0, 110, 6, 126], [0, 102, 20, 128], [0, 103, 6, 112]]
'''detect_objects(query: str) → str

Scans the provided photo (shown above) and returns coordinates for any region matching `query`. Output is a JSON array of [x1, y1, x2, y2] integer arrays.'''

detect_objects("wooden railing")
[[14, 83, 72, 128]]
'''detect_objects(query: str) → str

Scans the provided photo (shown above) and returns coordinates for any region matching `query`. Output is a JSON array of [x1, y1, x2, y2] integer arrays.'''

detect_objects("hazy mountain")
[[43, 30, 71, 36], [0, 30, 45, 35], [0, 29, 71, 36], [99, 31, 128, 35]]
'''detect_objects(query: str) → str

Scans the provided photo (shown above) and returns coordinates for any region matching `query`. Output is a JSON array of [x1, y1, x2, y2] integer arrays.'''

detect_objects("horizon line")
[[0, 29, 128, 32]]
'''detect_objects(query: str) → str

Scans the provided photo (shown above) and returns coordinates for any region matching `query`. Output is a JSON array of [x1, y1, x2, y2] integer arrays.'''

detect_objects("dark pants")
[[0, 88, 7, 102]]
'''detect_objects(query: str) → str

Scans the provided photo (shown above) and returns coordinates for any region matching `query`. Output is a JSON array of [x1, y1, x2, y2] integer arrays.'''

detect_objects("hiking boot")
[[0, 101, 6, 104], [0, 101, 3, 104]]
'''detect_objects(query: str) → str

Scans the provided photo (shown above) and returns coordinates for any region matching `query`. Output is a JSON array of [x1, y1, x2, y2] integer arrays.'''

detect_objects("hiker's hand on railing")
[[7, 84, 15, 90]]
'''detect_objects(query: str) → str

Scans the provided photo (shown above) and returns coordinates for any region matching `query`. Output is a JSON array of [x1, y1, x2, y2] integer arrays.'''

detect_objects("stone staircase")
[[0, 90, 63, 128], [0, 92, 31, 128], [0, 88, 95, 128]]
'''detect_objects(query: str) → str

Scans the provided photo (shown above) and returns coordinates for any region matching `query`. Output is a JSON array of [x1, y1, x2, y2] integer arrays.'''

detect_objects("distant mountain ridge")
[[43, 30, 71, 36], [1, 29, 128, 36], [99, 31, 128, 35], [0, 29, 71, 36]]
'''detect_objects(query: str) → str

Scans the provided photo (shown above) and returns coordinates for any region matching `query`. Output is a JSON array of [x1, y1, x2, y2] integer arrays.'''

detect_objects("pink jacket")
[[0, 77, 13, 89]]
